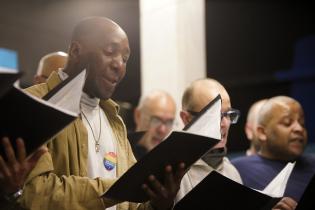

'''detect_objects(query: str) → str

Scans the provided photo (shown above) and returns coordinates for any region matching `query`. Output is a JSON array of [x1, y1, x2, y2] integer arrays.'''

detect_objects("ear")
[[33, 75, 44, 85], [133, 107, 141, 129], [256, 125, 267, 143], [180, 110, 191, 126], [33, 75, 40, 85], [245, 123, 253, 141], [68, 41, 81, 60]]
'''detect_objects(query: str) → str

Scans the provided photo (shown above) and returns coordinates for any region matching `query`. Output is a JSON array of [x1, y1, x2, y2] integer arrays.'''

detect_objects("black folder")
[[127, 131, 146, 145], [0, 71, 21, 97], [174, 171, 281, 210], [0, 70, 85, 158], [102, 95, 222, 203]]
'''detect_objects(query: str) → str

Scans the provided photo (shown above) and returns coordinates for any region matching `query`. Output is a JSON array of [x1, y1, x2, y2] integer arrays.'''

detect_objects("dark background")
[[205, 1, 315, 152], [1, 0, 314, 153]]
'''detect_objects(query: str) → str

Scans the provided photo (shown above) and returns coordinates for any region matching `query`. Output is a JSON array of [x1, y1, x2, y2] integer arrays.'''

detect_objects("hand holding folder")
[[102, 95, 222, 203], [0, 137, 48, 195], [174, 160, 298, 210], [0, 69, 86, 198], [0, 69, 86, 158], [173, 171, 281, 210]]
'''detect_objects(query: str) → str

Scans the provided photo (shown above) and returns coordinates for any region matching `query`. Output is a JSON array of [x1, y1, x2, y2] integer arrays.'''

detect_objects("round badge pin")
[[103, 152, 117, 171]]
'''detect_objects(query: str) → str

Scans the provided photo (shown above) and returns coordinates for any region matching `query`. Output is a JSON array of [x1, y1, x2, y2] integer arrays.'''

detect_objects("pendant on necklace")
[[95, 143, 100, 153]]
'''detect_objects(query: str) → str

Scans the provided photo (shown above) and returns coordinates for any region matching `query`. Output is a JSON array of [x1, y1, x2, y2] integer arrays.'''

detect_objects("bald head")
[[71, 17, 124, 44], [258, 96, 301, 127], [135, 90, 176, 130], [33, 51, 68, 84], [137, 90, 176, 113], [247, 99, 268, 126], [182, 78, 230, 112], [245, 99, 268, 155], [134, 90, 176, 151], [181, 78, 232, 149]]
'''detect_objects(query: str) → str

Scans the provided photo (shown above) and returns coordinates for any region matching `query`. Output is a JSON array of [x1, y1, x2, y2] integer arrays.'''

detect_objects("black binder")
[[0, 70, 85, 157], [103, 95, 222, 203], [174, 171, 281, 210]]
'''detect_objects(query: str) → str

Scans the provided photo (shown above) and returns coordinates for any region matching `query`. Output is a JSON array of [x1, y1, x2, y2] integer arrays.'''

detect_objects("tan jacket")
[[19, 72, 151, 210]]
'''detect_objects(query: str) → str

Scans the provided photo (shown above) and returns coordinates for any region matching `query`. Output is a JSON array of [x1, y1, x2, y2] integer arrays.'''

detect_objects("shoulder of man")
[[230, 154, 258, 165]]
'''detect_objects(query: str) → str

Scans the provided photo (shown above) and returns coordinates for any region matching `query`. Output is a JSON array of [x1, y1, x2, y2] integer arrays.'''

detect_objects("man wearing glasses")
[[176, 78, 242, 202], [175, 79, 297, 210], [133, 90, 176, 160]]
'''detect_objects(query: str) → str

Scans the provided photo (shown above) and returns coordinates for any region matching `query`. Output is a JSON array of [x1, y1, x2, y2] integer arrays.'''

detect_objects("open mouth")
[[104, 77, 118, 87], [289, 138, 305, 149], [290, 136, 305, 143]]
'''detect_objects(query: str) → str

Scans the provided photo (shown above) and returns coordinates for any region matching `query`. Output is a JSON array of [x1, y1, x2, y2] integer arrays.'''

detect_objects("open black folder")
[[0, 71, 22, 97], [102, 95, 222, 203], [174, 171, 281, 210], [0, 70, 86, 158]]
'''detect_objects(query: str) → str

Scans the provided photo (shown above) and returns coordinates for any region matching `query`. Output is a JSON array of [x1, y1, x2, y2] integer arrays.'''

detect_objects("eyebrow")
[[106, 42, 130, 55]]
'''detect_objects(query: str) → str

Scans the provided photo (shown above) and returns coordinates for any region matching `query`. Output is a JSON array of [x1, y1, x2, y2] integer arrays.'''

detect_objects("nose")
[[111, 55, 125, 72], [220, 116, 230, 128], [156, 123, 169, 136], [292, 120, 305, 133]]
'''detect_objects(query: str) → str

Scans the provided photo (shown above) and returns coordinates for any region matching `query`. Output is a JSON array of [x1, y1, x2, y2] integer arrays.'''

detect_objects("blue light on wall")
[[0, 48, 18, 72]]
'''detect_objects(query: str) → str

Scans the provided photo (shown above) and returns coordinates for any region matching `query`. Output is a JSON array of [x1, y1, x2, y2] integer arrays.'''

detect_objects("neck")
[[81, 92, 100, 109], [247, 145, 258, 156], [202, 147, 226, 169], [258, 150, 297, 162], [62, 64, 77, 77], [83, 85, 96, 98]]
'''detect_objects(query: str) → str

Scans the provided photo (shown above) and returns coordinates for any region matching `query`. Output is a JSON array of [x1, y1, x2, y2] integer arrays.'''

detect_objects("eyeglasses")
[[187, 108, 241, 124], [149, 116, 174, 129], [221, 109, 240, 124]]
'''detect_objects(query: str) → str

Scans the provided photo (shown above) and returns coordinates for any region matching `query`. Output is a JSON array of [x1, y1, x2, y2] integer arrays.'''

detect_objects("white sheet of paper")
[[47, 69, 86, 114], [184, 96, 221, 140], [256, 161, 296, 197]]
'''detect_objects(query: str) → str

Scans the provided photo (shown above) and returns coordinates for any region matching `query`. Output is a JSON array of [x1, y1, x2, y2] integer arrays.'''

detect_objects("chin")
[[216, 136, 227, 147], [291, 149, 304, 158], [213, 141, 226, 149], [95, 80, 116, 99], [289, 145, 305, 156], [282, 149, 302, 161]]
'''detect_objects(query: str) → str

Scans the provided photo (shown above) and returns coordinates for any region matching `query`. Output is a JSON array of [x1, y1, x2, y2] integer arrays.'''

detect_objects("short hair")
[[257, 96, 300, 126], [181, 83, 195, 111], [137, 90, 175, 111], [182, 78, 227, 111], [246, 99, 268, 124]]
